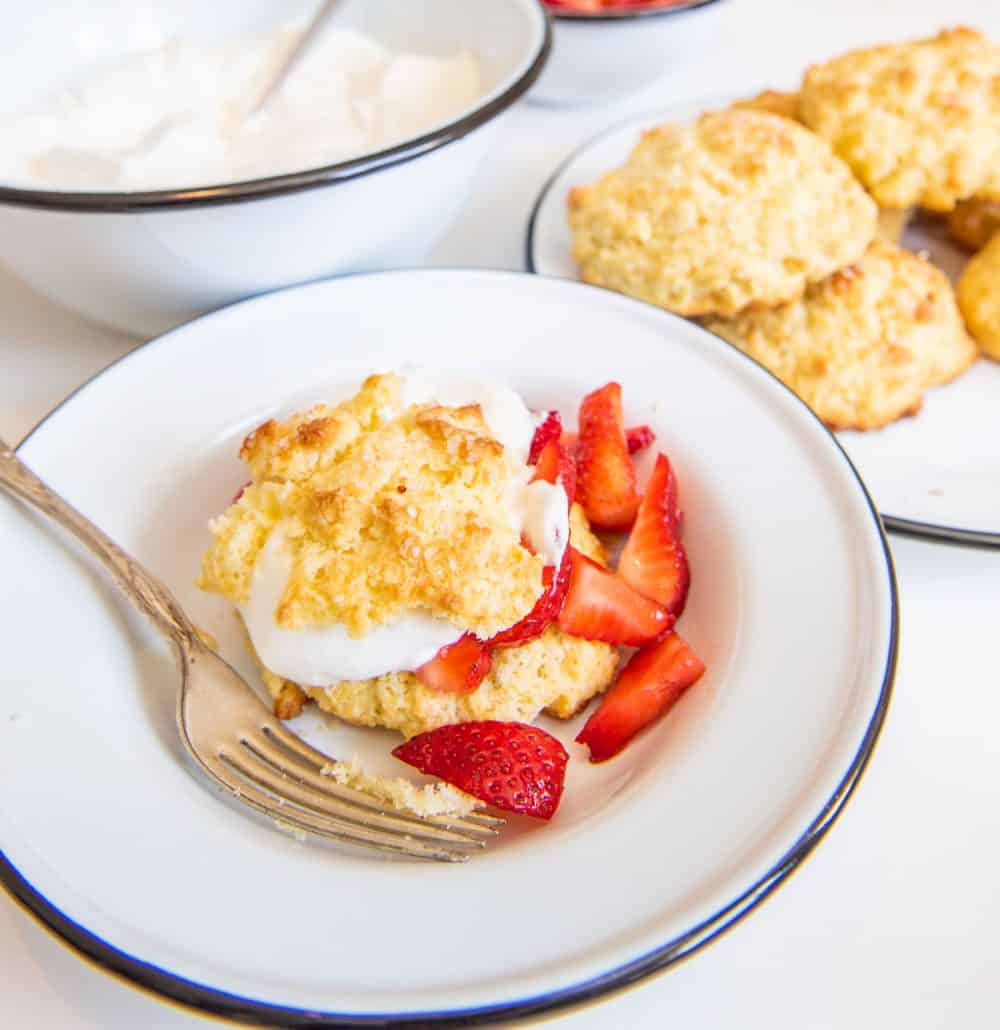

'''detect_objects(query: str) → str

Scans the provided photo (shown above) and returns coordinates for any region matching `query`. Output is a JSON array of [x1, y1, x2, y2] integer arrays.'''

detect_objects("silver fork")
[[0, 438, 502, 862]]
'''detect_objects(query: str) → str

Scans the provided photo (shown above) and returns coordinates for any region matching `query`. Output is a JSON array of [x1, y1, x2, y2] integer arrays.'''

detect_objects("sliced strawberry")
[[529, 411, 563, 465], [576, 631, 706, 762], [626, 424, 656, 455], [617, 453, 690, 616], [530, 439, 577, 506], [489, 549, 572, 648], [562, 425, 654, 457], [576, 382, 640, 530], [557, 547, 672, 646], [415, 635, 491, 695], [393, 720, 568, 819]]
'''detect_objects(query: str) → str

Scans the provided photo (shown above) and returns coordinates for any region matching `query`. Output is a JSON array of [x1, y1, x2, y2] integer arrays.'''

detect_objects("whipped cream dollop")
[[0, 26, 483, 191], [242, 375, 569, 686]]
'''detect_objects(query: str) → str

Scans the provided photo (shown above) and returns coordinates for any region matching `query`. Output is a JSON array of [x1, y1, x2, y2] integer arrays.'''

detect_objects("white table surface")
[[3, 1, 1000, 1026]]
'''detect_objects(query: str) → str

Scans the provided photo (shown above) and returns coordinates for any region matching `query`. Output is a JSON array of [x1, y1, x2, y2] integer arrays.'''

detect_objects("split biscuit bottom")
[[252, 503, 619, 740]]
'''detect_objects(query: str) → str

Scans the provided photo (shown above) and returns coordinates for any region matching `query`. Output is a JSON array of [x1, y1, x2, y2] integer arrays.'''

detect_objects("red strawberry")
[[529, 411, 563, 465], [561, 425, 654, 457], [617, 453, 690, 616], [576, 382, 641, 530], [530, 439, 577, 506], [626, 424, 656, 455], [415, 635, 492, 695], [576, 632, 706, 762], [393, 720, 569, 819], [557, 547, 672, 646], [489, 549, 571, 648]]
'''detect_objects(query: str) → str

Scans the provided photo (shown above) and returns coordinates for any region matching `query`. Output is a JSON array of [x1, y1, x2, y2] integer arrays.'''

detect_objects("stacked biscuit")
[[568, 27, 1000, 430]]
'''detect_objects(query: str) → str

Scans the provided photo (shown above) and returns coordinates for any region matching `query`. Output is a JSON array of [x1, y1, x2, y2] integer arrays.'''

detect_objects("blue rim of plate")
[[0, 5, 550, 213], [0, 269, 899, 1027], [523, 111, 1000, 551]]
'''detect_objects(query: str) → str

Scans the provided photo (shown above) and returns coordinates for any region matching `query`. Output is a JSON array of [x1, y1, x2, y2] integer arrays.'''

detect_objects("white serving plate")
[[0, 270, 896, 1026], [527, 102, 1000, 547]]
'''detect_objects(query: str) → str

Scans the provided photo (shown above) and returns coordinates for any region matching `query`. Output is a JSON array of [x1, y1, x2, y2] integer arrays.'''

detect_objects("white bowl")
[[0, 0, 550, 336], [0, 269, 896, 1024], [532, 0, 729, 106]]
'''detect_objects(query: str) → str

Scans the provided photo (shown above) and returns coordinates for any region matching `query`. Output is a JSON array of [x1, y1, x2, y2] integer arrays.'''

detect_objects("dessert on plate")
[[199, 373, 706, 820]]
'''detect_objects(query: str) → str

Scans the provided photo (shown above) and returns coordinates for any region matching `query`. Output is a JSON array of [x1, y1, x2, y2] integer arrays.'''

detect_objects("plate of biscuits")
[[528, 26, 1000, 546]]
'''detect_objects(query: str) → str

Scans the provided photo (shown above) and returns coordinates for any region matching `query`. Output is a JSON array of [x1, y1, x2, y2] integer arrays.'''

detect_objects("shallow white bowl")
[[0, 0, 549, 337], [0, 270, 896, 1025], [531, 0, 729, 106]]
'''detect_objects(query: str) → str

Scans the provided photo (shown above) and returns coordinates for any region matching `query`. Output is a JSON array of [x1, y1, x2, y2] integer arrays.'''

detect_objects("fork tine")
[[258, 721, 505, 834], [214, 752, 471, 862], [237, 735, 488, 849]]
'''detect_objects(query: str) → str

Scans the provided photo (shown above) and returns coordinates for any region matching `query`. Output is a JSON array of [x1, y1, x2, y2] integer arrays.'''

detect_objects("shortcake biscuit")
[[255, 505, 619, 738], [729, 89, 913, 244], [800, 27, 1000, 211], [199, 373, 545, 640], [567, 109, 876, 317], [705, 241, 977, 430], [957, 230, 1000, 359]]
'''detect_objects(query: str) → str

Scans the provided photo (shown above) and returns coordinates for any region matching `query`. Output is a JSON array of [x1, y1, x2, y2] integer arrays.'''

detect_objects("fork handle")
[[0, 436, 194, 647]]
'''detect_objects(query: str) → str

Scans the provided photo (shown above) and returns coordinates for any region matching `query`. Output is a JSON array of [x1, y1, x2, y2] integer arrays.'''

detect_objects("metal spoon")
[[247, 0, 346, 117]]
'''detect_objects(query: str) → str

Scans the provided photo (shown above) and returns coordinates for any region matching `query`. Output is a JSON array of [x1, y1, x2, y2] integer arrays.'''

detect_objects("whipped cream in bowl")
[[0, 25, 484, 193]]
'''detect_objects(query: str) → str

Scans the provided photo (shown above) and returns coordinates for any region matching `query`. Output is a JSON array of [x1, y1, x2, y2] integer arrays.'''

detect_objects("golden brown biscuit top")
[[199, 374, 545, 638], [704, 240, 976, 430], [567, 109, 876, 317], [800, 27, 1000, 211]]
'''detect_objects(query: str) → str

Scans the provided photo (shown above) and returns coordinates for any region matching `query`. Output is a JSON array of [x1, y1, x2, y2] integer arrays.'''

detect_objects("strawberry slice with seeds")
[[576, 382, 641, 530], [617, 453, 690, 616], [576, 631, 705, 762], [557, 547, 672, 646], [626, 424, 656, 455], [393, 720, 569, 819], [529, 411, 563, 465], [530, 439, 577, 506], [561, 424, 655, 457], [415, 635, 492, 694], [489, 549, 572, 648]]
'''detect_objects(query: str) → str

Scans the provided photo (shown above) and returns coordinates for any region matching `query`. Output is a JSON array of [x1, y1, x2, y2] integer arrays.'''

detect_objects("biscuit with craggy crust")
[[957, 231, 1000, 360], [567, 109, 876, 318], [199, 373, 546, 641], [254, 505, 619, 739], [730, 89, 802, 121], [729, 89, 912, 244], [800, 27, 1000, 212], [704, 241, 977, 430]]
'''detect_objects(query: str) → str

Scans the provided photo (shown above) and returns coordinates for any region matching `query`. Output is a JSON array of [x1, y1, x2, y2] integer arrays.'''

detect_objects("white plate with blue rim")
[[0, 269, 896, 1026], [527, 101, 1000, 549]]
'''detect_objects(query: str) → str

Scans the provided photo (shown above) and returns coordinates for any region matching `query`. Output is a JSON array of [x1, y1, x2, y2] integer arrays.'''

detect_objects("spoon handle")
[[249, 0, 345, 117], [0, 437, 193, 646]]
